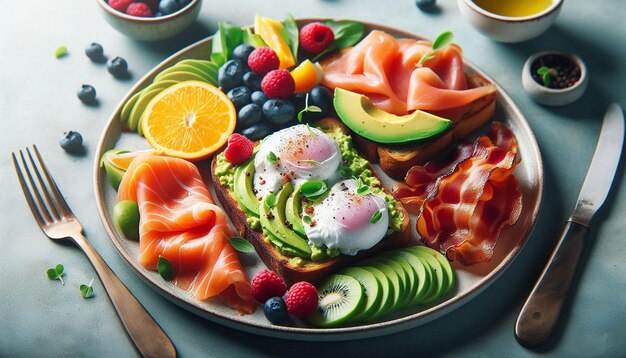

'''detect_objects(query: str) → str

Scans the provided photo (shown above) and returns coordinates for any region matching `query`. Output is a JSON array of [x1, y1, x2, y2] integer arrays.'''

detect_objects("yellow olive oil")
[[472, 0, 553, 17]]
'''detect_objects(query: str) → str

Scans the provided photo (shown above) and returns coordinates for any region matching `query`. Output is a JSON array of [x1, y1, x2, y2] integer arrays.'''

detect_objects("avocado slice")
[[233, 159, 259, 216], [259, 182, 312, 258], [285, 186, 305, 237], [333, 88, 451, 144]]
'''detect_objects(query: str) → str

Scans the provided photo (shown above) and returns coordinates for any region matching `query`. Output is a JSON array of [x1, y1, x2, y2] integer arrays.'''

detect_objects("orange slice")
[[141, 81, 236, 161], [291, 60, 324, 93], [254, 16, 296, 69]]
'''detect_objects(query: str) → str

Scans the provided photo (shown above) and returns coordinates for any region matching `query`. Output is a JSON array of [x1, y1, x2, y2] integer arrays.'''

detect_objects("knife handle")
[[514, 220, 589, 347]]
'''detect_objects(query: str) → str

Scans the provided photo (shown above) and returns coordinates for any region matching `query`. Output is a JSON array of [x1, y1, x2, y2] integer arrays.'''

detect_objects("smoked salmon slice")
[[321, 30, 496, 119], [118, 154, 255, 314]]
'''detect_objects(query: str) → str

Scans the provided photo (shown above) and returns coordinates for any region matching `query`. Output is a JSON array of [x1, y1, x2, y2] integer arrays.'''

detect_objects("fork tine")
[[31, 145, 73, 218], [12, 151, 48, 227], [26, 147, 64, 220], [19, 149, 57, 222]]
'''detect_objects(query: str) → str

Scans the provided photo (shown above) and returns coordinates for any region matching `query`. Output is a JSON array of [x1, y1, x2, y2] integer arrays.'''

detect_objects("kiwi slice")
[[360, 261, 402, 318], [309, 274, 364, 328], [360, 266, 393, 321], [338, 267, 382, 322], [413, 246, 456, 295], [391, 250, 429, 307], [382, 251, 418, 309]]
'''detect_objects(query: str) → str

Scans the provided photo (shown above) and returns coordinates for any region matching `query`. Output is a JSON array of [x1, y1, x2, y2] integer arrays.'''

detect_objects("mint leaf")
[[157, 256, 174, 281], [228, 237, 255, 253], [300, 181, 328, 200], [267, 151, 277, 164]]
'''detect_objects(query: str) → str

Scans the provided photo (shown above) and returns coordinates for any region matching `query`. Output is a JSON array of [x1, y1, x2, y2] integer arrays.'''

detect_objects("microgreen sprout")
[[47, 264, 65, 285], [356, 177, 371, 195], [370, 210, 383, 224], [267, 151, 278, 164], [228, 237, 255, 253], [303, 215, 313, 225], [297, 93, 323, 123], [537, 65, 558, 86], [80, 278, 95, 299], [417, 31, 454, 67]]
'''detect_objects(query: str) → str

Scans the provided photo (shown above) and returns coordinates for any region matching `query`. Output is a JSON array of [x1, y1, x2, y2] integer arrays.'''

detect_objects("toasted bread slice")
[[210, 118, 412, 284], [353, 73, 497, 180]]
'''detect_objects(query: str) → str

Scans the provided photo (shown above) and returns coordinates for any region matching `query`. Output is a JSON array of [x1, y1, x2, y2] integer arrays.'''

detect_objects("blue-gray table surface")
[[1, 0, 625, 357]]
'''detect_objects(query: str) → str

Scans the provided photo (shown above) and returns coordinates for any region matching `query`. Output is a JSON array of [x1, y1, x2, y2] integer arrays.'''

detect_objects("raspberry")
[[126, 2, 153, 17], [251, 269, 288, 303], [247, 47, 280, 76], [299, 23, 335, 54], [108, 0, 133, 12], [285, 281, 318, 318], [224, 134, 254, 165], [261, 70, 295, 99]]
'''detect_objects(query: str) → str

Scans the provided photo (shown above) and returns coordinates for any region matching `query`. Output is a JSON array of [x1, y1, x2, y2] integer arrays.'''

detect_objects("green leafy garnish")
[[211, 22, 244, 66], [339, 166, 354, 178], [300, 181, 328, 200], [537, 65, 557, 86], [265, 193, 277, 208], [243, 28, 267, 48], [297, 93, 323, 123], [356, 178, 371, 195], [80, 278, 95, 299], [299, 159, 320, 166], [55, 46, 68, 59], [284, 13, 299, 59], [303, 215, 312, 225], [417, 31, 454, 67], [313, 20, 365, 61], [47, 264, 65, 285], [228, 237, 255, 253], [370, 210, 383, 224], [157, 255, 174, 281], [267, 151, 278, 163]]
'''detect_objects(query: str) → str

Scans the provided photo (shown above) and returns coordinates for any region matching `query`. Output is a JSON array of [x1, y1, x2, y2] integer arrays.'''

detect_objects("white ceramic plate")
[[93, 19, 543, 341]]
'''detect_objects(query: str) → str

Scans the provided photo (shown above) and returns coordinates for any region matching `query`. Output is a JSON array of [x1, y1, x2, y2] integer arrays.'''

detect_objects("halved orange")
[[141, 81, 236, 161], [291, 60, 324, 93]]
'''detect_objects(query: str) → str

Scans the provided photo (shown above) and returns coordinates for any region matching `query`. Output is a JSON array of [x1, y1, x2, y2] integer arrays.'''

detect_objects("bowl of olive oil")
[[457, 0, 563, 42]]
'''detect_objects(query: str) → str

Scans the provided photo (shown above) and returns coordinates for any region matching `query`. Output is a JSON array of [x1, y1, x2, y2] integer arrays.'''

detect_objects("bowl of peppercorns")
[[97, 0, 202, 41], [522, 51, 588, 106]]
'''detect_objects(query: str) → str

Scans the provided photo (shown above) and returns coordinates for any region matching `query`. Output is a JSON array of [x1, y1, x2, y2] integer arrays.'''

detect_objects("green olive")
[[100, 149, 129, 191], [114, 200, 140, 240]]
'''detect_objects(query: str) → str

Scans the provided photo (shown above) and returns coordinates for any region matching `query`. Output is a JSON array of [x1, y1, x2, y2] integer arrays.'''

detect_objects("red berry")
[[224, 134, 254, 165], [248, 47, 280, 76], [126, 2, 153, 17], [261, 70, 295, 99], [108, 0, 133, 12], [251, 269, 288, 303], [285, 281, 318, 318], [299, 23, 335, 54]]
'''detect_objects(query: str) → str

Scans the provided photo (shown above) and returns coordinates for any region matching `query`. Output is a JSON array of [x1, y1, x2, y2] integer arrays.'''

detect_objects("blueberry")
[[263, 99, 295, 125], [308, 86, 333, 114], [226, 86, 252, 111], [85, 43, 104, 61], [107, 56, 128, 78], [218, 59, 245, 91], [263, 297, 288, 324], [77, 84, 97, 104], [416, 0, 436, 10], [290, 92, 307, 113], [237, 103, 263, 129], [242, 71, 262, 91], [241, 122, 273, 141], [158, 0, 179, 15], [251, 91, 268, 106], [232, 44, 255, 63], [60, 131, 84, 154], [177, 0, 192, 8]]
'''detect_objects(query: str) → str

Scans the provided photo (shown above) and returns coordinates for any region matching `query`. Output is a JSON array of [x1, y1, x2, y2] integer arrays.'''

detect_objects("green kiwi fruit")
[[309, 274, 364, 327]]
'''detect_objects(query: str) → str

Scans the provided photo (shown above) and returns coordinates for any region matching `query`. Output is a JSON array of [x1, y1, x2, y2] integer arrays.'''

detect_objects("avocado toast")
[[210, 118, 411, 284]]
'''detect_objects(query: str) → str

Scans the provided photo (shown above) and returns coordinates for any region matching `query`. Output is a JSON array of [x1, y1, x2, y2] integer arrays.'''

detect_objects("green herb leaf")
[[265, 193, 277, 208], [157, 255, 174, 281], [80, 278, 95, 299], [297, 93, 323, 122], [537, 66, 550, 75], [284, 13, 299, 59], [228, 237, 255, 253], [537, 66, 554, 86], [339, 166, 354, 178], [267, 151, 277, 163], [542, 72, 551, 86], [432, 31, 454, 50], [356, 178, 371, 195], [313, 20, 365, 61], [370, 210, 383, 224], [303, 215, 312, 225], [300, 181, 328, 199], [243, 28, 267, 48], [211, 22, 244, 66], [299, 159, 320, 166], [55, 46, 68, 59], [47, 264, 65, 285]]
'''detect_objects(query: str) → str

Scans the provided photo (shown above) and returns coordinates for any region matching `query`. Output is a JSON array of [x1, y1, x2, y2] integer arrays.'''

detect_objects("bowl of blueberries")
[[97, 0, 202, 41]]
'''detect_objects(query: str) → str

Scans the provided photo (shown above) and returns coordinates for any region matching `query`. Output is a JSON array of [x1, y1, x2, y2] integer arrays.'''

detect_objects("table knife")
[[514, 103, 625, 347]]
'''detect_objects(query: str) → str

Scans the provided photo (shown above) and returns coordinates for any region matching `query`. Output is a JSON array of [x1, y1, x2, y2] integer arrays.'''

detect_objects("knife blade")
[[514, 103, 624, 347]]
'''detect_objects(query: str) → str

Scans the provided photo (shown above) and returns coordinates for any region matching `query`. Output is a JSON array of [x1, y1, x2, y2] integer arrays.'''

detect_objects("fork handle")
[[71, 233, 176, 357]]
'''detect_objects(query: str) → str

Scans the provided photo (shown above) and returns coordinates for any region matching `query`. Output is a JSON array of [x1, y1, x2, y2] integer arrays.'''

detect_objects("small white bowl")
[[457, 0, 563, 43], [521, 51, 588, 106], [97, 0, 202, 41]]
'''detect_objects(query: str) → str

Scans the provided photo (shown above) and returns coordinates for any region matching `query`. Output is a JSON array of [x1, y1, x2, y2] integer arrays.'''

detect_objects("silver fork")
[[12, 145, 176, 358]]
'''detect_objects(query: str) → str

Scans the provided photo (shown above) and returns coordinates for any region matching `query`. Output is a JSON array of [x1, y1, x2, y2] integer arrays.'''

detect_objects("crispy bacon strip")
[[394, 123, 522, 265]]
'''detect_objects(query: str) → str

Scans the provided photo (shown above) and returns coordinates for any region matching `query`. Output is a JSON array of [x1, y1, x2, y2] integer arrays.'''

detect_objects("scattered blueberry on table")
[[77, 84, 97, 104], [416, 0, 437, 11], [107, 56, 129, 78], [85, 42, 105, 62], [60, 131, 84, 154]]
